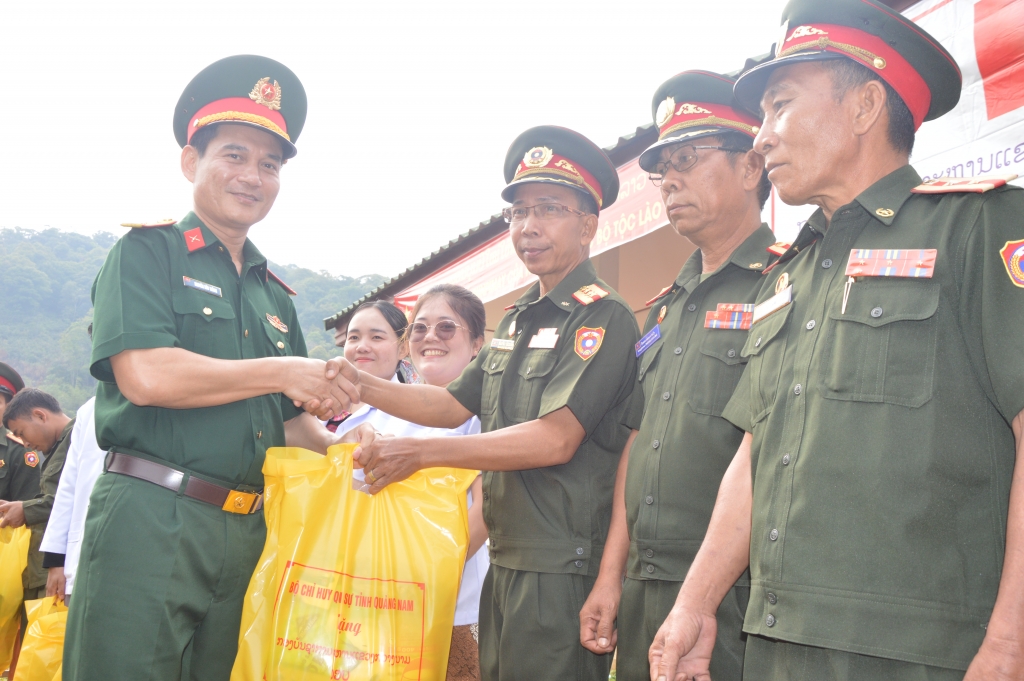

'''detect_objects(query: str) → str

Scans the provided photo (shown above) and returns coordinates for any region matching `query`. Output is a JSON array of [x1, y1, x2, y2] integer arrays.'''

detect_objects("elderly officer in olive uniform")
[[651, 1, 1024, 680], [350, 126, 643, 680], [577, 71, 773, 681], [63, 56, 365, 681], [0, 363, 41, 511]]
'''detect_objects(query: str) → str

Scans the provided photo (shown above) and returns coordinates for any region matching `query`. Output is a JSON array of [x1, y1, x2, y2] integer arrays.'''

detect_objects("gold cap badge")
[[656, 97, 676, 128], [249, 77, 282, 111]]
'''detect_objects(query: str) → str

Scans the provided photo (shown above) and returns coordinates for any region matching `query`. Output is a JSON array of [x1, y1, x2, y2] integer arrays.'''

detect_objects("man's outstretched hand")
[[294, 356, 361, 419], [649, 605, 717, 681]]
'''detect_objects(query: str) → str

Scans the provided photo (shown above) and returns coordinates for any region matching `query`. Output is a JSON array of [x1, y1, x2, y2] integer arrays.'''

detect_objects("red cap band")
[[657, 101, 762, 140], [187, 97, 290, 144], [513, 149, 604, 208], [778, 23, 931, 129], [0, 377, 16, 395]]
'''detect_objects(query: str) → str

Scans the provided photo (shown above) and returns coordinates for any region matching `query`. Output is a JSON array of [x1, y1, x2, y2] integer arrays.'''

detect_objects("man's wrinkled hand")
[[580, 577, 621, 654], [352, 435, 422, 494], [285, 357, 360, 419], [649, 604, 717, 681], [0, 500, 26, 528], [334, 423, 379, 461]]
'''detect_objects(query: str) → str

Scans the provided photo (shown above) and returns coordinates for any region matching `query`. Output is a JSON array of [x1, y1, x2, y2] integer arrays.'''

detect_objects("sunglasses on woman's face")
[[408, 321, 465, 342]]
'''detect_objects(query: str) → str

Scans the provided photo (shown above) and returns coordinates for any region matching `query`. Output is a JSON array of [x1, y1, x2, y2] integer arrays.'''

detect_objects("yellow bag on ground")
[[0, 525, 30, 672], [231, 444, 476, 681], [12, 598, 66, 681]]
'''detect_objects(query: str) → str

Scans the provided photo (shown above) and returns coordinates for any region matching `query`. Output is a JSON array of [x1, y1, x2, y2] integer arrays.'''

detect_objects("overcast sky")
[[0, 0, 789, 281]]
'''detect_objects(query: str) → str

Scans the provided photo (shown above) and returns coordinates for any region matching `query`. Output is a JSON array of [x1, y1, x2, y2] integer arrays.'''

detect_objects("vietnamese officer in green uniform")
[[61, 56, 369, 681], [650, 1, 1024, 680], [576, 71, 774, 681], [0, 363, 41, 511], [347, 126, 643, 680], [0, 388, 74, 652]]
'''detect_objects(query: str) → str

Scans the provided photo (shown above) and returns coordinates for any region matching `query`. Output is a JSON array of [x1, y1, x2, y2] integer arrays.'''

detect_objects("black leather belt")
[[105, 451, 263, 514]]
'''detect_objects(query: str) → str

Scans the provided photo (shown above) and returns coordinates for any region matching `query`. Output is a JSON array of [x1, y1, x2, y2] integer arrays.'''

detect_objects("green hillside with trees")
[[0, 228, 383, 415]]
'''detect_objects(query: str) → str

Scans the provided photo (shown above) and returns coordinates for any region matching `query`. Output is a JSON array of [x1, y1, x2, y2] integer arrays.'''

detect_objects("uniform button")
[[755, 337, 762, 348], [822, 259, 833, 269], [662, 392, 671, 400], [257, 431, 262, 439], [645, 495, 654, 505], [652, 440, 660, 449], [782, 454, 790, 465], [766, 614, 776, 627], [794, 384, 802, 395], [674, 347, 682, 355], [645, 549, 654, 558], [767, 592, 777, 605], [769, 529, 779, 541], [687, 303, 697, 312], [277, 341, 285, 349], [218, 246, 225, 252], [575, 560, 583, 568], [727, 349, 736, 358], [871, 307, 883, 318], [805, 320, 816, 330], [646, 564, 655, 574], [483, 492, 489, 501], [203, 307, 213, 315], [576, 547, 584, 555], [244, 329, 249, 337]]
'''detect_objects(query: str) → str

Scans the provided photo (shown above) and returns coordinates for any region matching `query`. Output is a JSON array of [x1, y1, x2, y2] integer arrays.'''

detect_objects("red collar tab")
[[644, 285, 675, 307], [187, 95, 290, 145], [0, 377, 16, 395], [778, 23, 931, 130], [183, 227, 206, 252], [513, 147, 604, 208], [503, 303, 516, 311], [655, 100, 761, 140], [766, 241, 792, 257], [267, 269, 297, 296]]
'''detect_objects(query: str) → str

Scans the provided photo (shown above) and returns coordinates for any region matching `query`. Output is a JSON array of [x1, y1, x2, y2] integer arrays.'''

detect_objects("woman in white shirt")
[[329, 292, 489, 681]]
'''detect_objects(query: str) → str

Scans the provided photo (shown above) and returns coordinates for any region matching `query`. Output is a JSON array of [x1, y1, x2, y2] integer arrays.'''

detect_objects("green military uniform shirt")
[[627, 224, 776, 580], [0, 430, 41, 503], [22, 417, 74, 589], [90, 212, 305, 489], [722, 166, 1024, 670], [448, 260, 642, 576]]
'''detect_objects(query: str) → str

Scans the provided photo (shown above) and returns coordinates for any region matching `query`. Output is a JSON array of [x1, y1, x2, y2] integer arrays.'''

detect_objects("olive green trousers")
[[743, 635, 966, 681], [62, 473, 265, 681], [616, 578, 748, 681], [478, 564, 613, 681]]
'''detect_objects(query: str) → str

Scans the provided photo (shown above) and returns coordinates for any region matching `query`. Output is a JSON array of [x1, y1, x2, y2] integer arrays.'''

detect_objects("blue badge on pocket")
[[635, 324, 661, 357], [183, 276, 223, 297]]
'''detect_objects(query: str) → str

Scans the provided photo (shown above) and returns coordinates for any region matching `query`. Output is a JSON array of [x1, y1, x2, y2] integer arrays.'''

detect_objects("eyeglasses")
[[502, 203, 586, 224], [648, 145, 745, 186], [408, 321, 466, 342]]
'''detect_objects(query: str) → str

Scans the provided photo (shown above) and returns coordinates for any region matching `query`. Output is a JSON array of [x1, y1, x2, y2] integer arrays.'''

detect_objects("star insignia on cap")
[[249, 77, 282, 111]]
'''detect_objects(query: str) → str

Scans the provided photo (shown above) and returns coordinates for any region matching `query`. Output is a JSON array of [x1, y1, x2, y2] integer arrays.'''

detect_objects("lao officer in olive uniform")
[[577, 71, 773, 681], [651, 2, 1024, 680], [64, 56, 365, 681], [0, 363, 41, 508], [351, 127, 643, 680]]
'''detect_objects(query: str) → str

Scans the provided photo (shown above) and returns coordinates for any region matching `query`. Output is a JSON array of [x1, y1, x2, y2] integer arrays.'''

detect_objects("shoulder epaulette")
[[504, 303, 516, 311], [267, 269, 297, 296], [120, 219, 177, 228], [644, 285, 675, 307], [911, 173, 1018, 194], [767, 241, 791, 257], [572, 284, 609, 306], [6, 431, 25, 446]]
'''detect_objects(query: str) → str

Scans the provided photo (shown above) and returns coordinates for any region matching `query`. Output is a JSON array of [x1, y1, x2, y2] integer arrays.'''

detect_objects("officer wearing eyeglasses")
[[348, 126, 643, 680], [575, 70, 775, 681]]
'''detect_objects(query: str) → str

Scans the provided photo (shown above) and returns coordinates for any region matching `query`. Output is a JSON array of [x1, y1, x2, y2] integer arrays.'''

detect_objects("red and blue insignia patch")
[[266, 313, 289, 333], [575, 327, 605, 360], [24, 451, 39, 467], [1000, 239, 1024, 288], [183, 227, 206, 252]]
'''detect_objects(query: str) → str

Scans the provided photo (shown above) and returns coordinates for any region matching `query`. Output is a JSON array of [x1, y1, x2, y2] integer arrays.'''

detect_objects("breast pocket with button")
[[820, 280, 940, 407], [513, 350, 559, 423], [689, 331, 748, 416], [741, 303, 792, 423], [481, 350, 512, 416], [260, 314, 292, 357], [172, 289, 237, 359]]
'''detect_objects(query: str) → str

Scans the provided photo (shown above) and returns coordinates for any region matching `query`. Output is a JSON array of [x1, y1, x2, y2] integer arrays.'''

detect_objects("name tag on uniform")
[[752, 286, 792, 324], [183, 276, 222, 297], [490, 338, 515, 352], [635, 324, 661, 357], [528, 328, 560, 349]]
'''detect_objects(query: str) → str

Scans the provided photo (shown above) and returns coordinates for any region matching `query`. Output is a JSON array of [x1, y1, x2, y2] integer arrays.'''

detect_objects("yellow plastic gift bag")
[[231, 444, 476, 681], [12, 597, 67, 681], [0, 526, 30, 672]]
